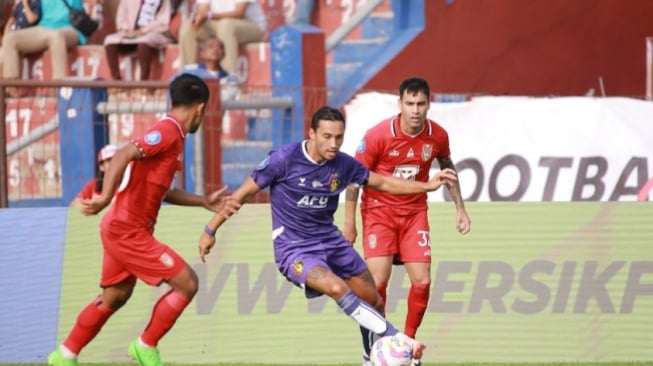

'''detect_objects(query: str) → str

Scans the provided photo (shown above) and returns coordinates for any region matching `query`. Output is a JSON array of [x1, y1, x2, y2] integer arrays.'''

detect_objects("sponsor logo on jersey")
[[312, 180, 323, 188], [144, 131, 162, 145], [297, 195, 329, 208], [159, 253, 175, 267], [422, 144, 433, 161], [389, 150, 400, 157], [329, 173, 340, 192], [394, 165, 419, 180], [407, 148, 414, 158], [368, 234, 377, 249], [292, 259, 304, 275], [256, 155, 270, 170]]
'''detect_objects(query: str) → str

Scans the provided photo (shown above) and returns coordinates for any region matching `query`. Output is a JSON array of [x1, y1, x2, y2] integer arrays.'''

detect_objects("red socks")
[[405, 282, 430, 338], [141, 290, 191, 347], [63, 298, 115, 354]]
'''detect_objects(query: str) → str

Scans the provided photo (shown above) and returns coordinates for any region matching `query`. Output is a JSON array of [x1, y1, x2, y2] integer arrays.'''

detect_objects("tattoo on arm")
[[439, 157, 465, 209], [345, 186, 359, 202]]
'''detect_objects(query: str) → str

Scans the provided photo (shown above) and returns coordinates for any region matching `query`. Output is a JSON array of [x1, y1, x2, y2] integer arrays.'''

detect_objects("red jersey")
[[355, 114, 450, 209], [76, 178, 100, 200], [101, 115, 185, 233]]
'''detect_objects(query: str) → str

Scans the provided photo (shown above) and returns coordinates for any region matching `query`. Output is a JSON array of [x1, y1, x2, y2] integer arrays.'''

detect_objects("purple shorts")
[[274, 235, 368, 298]]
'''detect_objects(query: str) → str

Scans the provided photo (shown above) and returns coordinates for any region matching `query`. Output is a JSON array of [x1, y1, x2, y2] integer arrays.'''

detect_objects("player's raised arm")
[[198, 177, 261, 262], [366, 168, 457, 195]]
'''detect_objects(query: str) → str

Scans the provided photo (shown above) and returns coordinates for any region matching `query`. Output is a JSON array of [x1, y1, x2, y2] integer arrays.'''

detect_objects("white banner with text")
[[343, 94, 653, 202]]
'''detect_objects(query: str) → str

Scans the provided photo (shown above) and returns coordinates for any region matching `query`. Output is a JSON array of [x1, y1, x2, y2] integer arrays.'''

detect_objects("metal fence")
[[0, 79, 299, 208]]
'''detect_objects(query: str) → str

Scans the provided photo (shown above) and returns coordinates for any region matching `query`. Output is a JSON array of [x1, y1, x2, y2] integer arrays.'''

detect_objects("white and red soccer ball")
[[370, 335, 413, 366]]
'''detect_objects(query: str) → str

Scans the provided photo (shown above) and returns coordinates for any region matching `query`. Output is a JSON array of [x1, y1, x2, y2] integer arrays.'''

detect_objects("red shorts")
[[100, 225, 186, 287], [361, 205, 431, 263]]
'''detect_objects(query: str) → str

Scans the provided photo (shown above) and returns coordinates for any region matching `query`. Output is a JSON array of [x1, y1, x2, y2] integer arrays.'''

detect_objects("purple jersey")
[[251, 141, 369, 243], [251, 141, 371, 297]]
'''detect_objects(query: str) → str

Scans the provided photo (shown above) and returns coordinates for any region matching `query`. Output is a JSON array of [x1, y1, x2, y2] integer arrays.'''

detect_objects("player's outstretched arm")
[[198, 177, 261, 262], [163, 186, 237, 213], [342, 185, 360, 244], [366, 168, 457, 195]]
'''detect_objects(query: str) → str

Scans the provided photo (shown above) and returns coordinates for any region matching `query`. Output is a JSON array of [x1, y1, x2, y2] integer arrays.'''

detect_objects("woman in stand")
[[103, 0, 173, 82]]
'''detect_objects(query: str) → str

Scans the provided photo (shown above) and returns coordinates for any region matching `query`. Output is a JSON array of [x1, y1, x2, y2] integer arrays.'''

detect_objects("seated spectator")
[[1, 0, 87, 85], [178, 0, 266, 74], [5, 0, 42, 31], [180, 35, 240, 99], [69, 144, 117, 208], [181, 36, 230, 79], [103, 0, 174, 81], [0, 0, 42, 79]]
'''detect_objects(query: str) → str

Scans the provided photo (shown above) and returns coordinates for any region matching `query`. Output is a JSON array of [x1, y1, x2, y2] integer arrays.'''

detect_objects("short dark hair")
[[311, 106, 345, 130], [170, 73, 210, 107], [399, 77, 430, 100]]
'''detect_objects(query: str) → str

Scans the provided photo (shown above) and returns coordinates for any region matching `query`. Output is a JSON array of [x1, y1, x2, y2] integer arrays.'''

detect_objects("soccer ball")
[[370, 335, 413, 366]]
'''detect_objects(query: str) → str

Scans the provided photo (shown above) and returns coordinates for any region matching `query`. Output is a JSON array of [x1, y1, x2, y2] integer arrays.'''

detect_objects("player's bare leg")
[[305, 265, 400, 338], [346, 269, 384, 311]]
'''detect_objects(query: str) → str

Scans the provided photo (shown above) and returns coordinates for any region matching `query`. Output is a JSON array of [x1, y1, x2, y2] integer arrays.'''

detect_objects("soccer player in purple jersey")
[[198, 106, 458, 361]]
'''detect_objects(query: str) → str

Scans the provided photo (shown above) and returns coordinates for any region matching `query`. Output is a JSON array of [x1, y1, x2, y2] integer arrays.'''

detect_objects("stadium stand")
[[2, 0, 405, 206]]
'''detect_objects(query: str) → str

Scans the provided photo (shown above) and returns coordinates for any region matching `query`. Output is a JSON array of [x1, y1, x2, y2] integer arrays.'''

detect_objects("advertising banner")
[[35, 203, 653, 363], [343, 94, 653, 202]]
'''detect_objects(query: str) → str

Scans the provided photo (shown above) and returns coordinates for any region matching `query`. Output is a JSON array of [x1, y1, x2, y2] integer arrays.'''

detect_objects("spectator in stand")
[[1, 0, 87, 86], [104, 0, 174, 82], [293, 0, 315, 25], [70, 144, 118, 208], [0, 0, 41, 78], [181, 36, 230, 79], [4, 0, 42, 32], [178, 0, 266, 74], [179, 35, 240, 99]]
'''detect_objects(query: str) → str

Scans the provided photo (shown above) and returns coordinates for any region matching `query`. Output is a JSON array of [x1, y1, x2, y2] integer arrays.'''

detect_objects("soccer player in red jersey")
[[48, 74, 237, 366], [343, 77, 471, 366]]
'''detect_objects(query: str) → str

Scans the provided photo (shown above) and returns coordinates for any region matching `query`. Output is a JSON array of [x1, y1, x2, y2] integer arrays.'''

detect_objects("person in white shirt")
[[178, 0, 266, 74]]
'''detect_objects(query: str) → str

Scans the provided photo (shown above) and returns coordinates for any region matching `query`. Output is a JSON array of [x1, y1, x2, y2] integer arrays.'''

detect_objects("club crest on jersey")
[[422, 144, 433, 161], [368, 234, 377, 249], [329, 173, 340, 192], [356, 140, 366, 153], [144, 131, 162, 145], [159, 253, 175, 267], [292, 259, 304, 275], [256, 155, 270, 170]]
